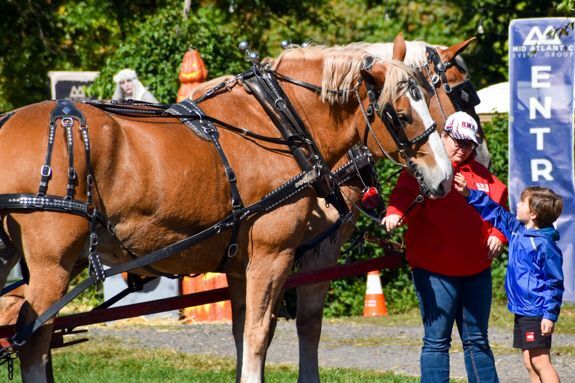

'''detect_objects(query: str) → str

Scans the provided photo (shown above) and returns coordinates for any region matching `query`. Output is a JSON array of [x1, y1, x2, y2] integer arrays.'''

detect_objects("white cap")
[[444, 111, 479, 144]]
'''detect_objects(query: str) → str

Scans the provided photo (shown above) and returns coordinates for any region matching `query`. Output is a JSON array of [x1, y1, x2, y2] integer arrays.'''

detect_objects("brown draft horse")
[[0, 35, 452, 382], [292, 38, 486, 383]]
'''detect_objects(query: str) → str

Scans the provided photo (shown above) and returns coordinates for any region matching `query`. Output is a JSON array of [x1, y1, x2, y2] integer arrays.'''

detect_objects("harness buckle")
[[225, 168, 237, 182], [227, 243, 238, 257], [443, 83, 452, 93], [431, 74, 440, 85], [40, 165, 52, 177], [89, 233, 99, 247]]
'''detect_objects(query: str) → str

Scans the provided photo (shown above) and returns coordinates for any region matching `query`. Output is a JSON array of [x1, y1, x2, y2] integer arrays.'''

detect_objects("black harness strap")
[[63, 117, 76, 200], [242, 67, 351, 220], [167, 100, 244, 258], [37, 120, 56, 197], [164, 101, 211, 141], [38, 100, 86, 198], [6, 165, 323, 348], [0, 112, 14, 130], [294, 145, 375, 262]]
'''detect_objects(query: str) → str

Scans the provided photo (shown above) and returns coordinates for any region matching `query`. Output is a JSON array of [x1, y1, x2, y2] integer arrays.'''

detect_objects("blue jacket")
[[467, 189, 564, 321]]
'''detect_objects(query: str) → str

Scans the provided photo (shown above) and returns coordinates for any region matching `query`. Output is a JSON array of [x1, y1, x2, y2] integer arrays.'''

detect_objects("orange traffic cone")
[[363, 270, 388, 317]]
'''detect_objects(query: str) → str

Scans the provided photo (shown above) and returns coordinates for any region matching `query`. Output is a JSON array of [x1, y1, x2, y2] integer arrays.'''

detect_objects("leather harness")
[[0, 58, 436, 355]]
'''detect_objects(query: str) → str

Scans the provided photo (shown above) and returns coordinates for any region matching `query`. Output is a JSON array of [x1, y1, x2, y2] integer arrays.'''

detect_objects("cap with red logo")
[[444, 111, 479, 145]]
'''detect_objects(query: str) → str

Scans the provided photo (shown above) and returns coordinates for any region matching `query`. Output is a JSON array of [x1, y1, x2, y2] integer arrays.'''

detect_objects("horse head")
[[423, 38, 490, 167], [361, 37, 490, 168], [357, 34, 452, 199]]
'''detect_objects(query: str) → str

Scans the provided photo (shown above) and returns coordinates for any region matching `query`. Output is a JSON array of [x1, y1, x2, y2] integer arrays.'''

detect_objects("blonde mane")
[[352, 41, 470, 75], [192, 43, 423, 109], [264, 44, 370, 105], [378, 59, 420, 107]]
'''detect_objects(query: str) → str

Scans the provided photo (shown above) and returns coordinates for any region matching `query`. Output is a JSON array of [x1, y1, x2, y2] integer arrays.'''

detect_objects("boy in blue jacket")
[[454, 173, 564, 383]]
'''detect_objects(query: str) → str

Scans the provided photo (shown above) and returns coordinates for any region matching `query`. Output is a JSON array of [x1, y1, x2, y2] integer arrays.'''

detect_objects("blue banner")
[[509, 18, 575, 302]]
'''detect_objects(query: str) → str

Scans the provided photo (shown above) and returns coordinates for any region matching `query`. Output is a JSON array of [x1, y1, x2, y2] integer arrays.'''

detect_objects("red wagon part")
[[0, 252, 403, 342]]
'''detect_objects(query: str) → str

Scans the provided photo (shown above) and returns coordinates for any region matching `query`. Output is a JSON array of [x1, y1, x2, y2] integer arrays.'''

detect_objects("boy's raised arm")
[[454, 173, 517, 239]]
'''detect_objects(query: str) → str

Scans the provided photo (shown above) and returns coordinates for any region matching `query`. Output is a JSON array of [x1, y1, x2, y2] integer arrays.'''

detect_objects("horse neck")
[[277, 64, 362, 168]]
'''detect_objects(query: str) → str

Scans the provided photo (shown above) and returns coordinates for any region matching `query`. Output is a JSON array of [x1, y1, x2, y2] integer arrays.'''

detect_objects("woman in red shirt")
[[382, 111, 507, 383]]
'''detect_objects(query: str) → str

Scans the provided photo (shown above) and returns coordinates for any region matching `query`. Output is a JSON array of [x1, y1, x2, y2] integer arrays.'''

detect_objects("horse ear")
[[440, 37, 476, 62], [360, 62, 386, 89], [392, 33, 406, 61]]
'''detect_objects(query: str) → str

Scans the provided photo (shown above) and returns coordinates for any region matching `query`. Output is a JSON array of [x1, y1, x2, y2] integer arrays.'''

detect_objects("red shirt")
[[386, 160, 508, 276]]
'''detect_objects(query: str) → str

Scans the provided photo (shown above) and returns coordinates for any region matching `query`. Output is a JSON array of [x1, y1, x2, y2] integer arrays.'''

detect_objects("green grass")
[[1, 338, 424, 383]]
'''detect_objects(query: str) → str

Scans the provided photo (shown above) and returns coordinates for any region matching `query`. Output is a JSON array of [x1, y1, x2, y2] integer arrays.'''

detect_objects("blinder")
[[448, 79, 481, 110]]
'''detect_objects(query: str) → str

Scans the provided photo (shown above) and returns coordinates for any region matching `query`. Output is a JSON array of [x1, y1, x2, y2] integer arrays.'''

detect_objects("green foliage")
[[0, 0, 166, 111], [1, 0, 570, 111], [89, 5, 246, 103]]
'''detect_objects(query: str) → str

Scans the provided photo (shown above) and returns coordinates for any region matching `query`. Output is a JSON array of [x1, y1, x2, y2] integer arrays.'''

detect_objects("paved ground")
[[89, 316, 575, 382]]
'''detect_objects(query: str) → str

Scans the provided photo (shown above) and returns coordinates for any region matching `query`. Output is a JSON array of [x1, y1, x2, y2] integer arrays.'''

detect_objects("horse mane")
[[190, 42, 425, 109], [350, 41, 430, 67], [264, 45, 369, 105], [353, 41, 470, 75], [378, 59, 420, 107], [265, 43, 419, 107]]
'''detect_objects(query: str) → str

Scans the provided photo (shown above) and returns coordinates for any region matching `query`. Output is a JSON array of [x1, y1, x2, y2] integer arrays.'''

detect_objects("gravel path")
[[89, 317, 575, 382]]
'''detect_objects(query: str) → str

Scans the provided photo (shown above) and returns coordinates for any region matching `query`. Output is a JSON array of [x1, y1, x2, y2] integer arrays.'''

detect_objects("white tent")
[[475, 82, 509, 121]]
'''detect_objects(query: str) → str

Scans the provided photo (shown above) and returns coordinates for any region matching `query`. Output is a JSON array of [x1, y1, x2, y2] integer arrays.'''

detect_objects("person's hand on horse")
[[453, 173, 469, 197], [486, 235, 503, 259], [381, 214, 402, 231]]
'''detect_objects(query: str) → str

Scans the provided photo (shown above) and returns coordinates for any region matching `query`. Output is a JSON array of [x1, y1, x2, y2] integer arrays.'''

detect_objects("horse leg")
[[295, 242, 340, 383], [227, 274, 246, 383], [7, 214, 87, 383], [296, 214, 356, 383], [240, 249, 293, 383]]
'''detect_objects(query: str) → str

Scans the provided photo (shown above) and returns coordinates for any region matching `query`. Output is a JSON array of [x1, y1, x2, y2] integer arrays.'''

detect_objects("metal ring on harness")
[[227, 243, 238, 257], [274, 98, 287, 110], [61, 117, 74, 128]]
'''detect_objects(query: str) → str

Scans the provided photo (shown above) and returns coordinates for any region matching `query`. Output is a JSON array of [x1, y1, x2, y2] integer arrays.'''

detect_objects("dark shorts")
[[513, 315, 552, 349]]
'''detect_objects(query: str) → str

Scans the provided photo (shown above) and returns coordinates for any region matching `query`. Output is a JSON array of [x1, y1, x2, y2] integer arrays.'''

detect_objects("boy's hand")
[[381, 214, 402, 231], [453, 173, 470, 197], [541, 318, 555, 336]]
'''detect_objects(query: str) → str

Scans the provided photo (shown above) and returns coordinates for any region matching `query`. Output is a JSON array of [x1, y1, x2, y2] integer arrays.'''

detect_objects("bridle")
[[274, 69, 430, 156], [352, 68, 437, 197], [422, 46, 481, 122]]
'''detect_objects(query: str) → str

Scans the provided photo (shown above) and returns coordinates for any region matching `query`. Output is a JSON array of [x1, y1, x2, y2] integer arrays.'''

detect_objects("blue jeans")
[[412, 268, 499, 383]]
